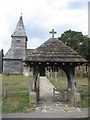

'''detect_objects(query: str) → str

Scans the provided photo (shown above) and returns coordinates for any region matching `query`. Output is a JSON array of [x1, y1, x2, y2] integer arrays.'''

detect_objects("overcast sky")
[[0, 0, 89, 54]]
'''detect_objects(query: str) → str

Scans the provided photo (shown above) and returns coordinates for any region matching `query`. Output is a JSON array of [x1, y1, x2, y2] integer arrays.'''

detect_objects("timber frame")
[[24, 37, 87, 92]]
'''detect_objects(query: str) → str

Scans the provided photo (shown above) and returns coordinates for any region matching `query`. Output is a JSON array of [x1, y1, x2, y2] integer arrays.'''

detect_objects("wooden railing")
[[2, 81, 32, 98]]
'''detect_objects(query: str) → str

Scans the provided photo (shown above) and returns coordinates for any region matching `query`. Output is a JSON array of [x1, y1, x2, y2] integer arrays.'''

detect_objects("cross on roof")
[[49, 29, 57, 38]]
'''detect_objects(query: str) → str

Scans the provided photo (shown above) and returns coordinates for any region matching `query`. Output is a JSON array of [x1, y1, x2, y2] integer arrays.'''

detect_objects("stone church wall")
[[3, 59, 23, 74]]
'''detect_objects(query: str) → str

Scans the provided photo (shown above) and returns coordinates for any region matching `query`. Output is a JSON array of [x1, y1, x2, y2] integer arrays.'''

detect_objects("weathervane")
[[49, 29, 57, 38]]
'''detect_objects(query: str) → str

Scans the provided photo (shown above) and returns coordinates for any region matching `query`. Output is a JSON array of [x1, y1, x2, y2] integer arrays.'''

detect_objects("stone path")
[[39, 76, 54, 102]]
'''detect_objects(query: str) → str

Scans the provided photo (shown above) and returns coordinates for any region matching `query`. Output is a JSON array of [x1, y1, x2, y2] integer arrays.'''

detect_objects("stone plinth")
[[30, 92, 37, 105], [70, 91, 81, 107]]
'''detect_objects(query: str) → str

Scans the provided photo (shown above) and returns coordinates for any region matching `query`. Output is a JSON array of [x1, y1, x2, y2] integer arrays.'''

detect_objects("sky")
[[0, 0, 89, 54]]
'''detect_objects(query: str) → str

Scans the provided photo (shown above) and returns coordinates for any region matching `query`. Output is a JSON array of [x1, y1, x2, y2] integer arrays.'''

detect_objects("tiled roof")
[[25, 38, 86, 63]]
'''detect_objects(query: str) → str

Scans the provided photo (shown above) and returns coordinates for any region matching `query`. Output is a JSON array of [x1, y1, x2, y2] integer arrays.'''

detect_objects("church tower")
[[3, 15, 28, 74]]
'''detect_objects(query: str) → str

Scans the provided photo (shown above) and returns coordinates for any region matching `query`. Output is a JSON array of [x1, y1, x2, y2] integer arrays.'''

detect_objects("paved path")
[[39, 76, 54, 102], [2, 108, 88, 118], [34, 77, 88, 118]]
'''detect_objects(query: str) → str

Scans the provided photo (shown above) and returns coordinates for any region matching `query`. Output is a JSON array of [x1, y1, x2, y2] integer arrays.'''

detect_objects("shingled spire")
[[3, 15, 27, 74], [11, 15, 26, 37]]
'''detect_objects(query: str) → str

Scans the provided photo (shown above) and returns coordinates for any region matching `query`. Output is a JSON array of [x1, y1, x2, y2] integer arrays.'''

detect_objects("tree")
[[58, 29, 89, 60], [0, 49, 4, 73]]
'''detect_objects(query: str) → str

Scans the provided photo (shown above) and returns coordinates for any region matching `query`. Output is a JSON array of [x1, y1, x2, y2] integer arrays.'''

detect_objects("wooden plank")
[[2, 82, 29, 86], [6, 91, 28, 94]]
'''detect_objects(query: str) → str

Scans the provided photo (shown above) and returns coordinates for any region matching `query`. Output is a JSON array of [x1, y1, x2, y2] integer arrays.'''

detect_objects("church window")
[[16, 40, 20, 43]]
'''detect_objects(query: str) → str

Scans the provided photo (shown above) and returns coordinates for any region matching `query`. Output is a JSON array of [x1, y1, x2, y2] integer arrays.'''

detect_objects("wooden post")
[[4, 81, 5, 97], [50, 68, 52, 78], [29, 80, 31, 98]]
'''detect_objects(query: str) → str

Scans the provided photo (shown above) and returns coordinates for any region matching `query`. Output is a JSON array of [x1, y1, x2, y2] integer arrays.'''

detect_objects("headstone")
[[64, 89, 68, 101], [55, 71, 57, 81], [23, 63, 30, 77], [50, 69, 53, 78]]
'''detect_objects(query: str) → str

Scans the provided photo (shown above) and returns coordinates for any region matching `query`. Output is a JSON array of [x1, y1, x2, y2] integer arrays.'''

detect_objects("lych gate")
[[24, 29, 87, 105]]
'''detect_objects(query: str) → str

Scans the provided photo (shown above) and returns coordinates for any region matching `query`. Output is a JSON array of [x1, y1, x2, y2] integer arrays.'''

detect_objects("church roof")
[[3, 48, 26, 59], [25, 37, 86, 63], [11, 16, 26, 37], [3, 49, 34, 60], [26, 49, 34, 57]]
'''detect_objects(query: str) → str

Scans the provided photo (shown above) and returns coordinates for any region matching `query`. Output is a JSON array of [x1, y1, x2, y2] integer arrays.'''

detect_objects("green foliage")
[[58, 30, 89, 60], [47, 76, 68, 89], [0, 49, 4, 73], [87, 39, 90, 62]]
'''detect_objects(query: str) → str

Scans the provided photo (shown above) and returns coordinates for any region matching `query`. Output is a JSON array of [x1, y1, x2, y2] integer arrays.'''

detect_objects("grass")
[[2, 93, 30, 113], [47, 76, 68, 89], [2, 74, 39, 113], [47, 76, 88, 108], [47, 76, 88, 89], [2, 74, 88, 113]]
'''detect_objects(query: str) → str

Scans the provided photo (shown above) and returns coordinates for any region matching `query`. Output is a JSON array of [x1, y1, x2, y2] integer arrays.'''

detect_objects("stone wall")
[[3, 59, 23, 74]]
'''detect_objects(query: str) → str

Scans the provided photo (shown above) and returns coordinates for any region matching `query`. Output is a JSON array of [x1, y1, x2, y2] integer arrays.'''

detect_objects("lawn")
[[2, 75, 33, 93], [47, 76, 88, 89], [2, 74, 88, 113], [2, 74, 37, 113]]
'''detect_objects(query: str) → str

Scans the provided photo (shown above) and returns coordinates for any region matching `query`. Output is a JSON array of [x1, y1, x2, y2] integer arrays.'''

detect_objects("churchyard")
[[2, 74, 88, 113]]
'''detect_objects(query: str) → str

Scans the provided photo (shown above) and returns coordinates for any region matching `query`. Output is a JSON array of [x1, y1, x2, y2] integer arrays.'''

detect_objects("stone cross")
[[49, 29, 57, 38]]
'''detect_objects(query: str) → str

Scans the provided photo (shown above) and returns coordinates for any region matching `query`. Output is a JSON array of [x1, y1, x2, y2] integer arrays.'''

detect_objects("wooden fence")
[[2, 81, 88, 99], [53, 85, 88, 102], [2, 80, 32, 98], [53, 88, 69, 102]]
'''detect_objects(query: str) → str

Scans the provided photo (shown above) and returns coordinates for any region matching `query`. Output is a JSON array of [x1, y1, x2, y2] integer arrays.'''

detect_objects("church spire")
[[11, 15, 26, 37]]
